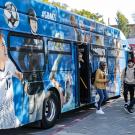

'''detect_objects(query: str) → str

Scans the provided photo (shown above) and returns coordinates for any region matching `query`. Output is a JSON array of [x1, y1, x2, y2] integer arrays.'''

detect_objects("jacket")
[[94, 69, 107, 89]]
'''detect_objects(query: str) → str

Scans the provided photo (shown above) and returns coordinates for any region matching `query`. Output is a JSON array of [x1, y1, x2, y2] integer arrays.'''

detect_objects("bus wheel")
[[41, 92, 59, 129]]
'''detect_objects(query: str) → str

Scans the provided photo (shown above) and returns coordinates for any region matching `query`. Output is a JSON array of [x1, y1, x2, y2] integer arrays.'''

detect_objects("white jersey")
[[0, 59, 20, 129]]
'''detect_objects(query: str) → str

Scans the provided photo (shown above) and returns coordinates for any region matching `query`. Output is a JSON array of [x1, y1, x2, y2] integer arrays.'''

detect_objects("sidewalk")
[[55, 97, 135, 135]]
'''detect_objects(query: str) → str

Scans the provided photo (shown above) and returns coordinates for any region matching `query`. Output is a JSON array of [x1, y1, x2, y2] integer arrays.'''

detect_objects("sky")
[[50, 0, 135, 25]]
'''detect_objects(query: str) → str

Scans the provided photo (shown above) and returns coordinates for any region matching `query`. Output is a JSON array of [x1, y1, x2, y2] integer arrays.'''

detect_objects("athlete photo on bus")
[[0, 34, 25, 129]]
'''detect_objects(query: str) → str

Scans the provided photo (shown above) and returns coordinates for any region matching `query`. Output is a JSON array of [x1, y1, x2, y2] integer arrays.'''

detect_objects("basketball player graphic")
[[0, 34, 24, 129]]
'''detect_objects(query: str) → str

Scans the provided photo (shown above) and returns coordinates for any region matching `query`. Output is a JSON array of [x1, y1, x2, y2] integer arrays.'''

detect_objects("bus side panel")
[[43, 43, 77, 113], [90, 55, 100, 103], [13, 78, 29, 125], [62, 45, 77, 112], [0, 30, 30, 128], [107, 50, 126, 98]]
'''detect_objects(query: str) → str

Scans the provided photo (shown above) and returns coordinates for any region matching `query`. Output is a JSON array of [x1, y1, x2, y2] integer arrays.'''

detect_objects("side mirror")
[[123, 45, 126, 48]]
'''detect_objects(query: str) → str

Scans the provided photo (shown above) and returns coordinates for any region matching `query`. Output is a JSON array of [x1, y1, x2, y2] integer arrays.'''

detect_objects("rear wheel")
[[41, 92, 60, 129]]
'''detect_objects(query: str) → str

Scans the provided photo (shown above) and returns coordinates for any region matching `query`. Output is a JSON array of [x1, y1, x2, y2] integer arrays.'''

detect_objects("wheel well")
[[48, 87, 61, 118]]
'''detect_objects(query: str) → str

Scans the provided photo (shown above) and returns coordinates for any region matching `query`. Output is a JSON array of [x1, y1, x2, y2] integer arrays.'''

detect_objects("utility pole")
[[108, 18, 110, 26]]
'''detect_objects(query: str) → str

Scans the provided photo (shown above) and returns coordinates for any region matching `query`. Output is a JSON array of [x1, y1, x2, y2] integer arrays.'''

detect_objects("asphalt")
[[0, 97, 135, 135], [54, 97, 135, 135]]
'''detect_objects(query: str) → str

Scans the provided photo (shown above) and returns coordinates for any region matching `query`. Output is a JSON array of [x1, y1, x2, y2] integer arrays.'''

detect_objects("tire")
[[41, 92, 60, 129]]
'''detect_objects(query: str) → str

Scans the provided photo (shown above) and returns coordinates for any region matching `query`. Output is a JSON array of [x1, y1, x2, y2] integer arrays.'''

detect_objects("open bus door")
[[78, 44, 90, 104]]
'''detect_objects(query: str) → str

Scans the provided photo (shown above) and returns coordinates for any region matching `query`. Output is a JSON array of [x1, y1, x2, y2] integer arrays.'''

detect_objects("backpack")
[[91, 70, 97, 85]]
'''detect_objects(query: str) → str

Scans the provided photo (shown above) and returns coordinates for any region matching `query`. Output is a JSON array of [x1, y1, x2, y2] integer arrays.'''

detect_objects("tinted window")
[[47, 41, 72, 71], [48, 41, 71, 52], [9, 35, 45, 72]]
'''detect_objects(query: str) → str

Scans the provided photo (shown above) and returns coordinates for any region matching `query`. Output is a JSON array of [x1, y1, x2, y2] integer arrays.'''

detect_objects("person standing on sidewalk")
[[94, 61, 109, 114], [121, 59, 135, 107]]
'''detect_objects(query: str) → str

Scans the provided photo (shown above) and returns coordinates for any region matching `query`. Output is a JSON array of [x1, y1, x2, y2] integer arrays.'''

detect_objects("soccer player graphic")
[[0, 34, 24, 129], [18, 37, 45, 122], [4, 2, 19, 28], [70, 15, 82, 42], [49, 33, 65, 106], [49, 32, 73, 107], [28, 8, 38, 34], [64, 72, 73, 104]]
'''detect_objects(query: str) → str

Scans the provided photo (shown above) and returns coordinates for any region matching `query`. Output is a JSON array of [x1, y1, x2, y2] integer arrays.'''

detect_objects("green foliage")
[[42, 0, 68, 10], [116, 11, 130, 37], [42, 0, 50, 4], [41, 0, 104, 23], [72, 9, 104, 23], [51, 2, 68, 10]]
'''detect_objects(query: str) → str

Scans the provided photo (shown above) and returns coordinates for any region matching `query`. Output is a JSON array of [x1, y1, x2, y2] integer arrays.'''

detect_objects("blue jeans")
[[96, 89, 108, 110]]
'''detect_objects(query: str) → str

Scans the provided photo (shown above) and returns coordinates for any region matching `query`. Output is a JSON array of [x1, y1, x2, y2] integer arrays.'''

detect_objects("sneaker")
[[124, 105, 134, 114], [96, 109, 104, 114], [100, 107, 103, 111], [94, 102, 98, 108], [124, 103, 128, 107]]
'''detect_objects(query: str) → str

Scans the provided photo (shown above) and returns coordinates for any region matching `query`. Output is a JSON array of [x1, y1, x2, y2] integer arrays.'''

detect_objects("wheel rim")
[[45, 98, 56, 122]]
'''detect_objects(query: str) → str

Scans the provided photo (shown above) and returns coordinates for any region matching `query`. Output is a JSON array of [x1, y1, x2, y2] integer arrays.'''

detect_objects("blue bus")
[[0, 0, 128, 129]]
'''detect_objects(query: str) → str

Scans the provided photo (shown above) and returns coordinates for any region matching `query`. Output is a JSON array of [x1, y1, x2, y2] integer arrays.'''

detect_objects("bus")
[[0, 0, 129, 129]]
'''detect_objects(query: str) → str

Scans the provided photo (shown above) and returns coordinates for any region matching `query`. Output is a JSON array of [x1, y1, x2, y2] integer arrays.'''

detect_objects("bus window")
[[104, 36, 113, 47], [92, 56, 99, 71], [92, 47, 105, 56], [47, 40, 72, 71], [48, 40, 71, 52], [9, 36, 45, 72], [91, 33, 104, 46], [113, 39, 121, 49], [48, 54, 72, 71], [8, 34, 45, 95], [108, 57, 116, 74]]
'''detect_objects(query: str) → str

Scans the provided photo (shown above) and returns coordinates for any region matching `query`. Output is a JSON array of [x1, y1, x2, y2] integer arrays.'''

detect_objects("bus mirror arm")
[[123, 45, 126, 48]]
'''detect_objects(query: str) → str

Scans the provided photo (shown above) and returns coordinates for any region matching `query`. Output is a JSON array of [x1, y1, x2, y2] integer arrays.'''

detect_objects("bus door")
[[78, 44, 90, 104]]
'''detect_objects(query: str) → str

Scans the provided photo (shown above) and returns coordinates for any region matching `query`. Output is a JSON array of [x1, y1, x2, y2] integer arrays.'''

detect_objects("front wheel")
[[41, 92, 60, 129]]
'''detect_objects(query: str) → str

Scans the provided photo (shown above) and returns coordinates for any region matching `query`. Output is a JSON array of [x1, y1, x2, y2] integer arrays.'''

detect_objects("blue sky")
[[49, 0, 135, 25]]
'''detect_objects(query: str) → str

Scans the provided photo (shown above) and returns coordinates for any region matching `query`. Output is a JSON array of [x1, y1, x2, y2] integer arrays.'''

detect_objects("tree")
[[71, 9, 104, 23], [42, 0, 68, 10], [51, 2, 68, 10], [116, 11, 130, 37], [42, 0, 50, 4], [42, 0, 104, 23]]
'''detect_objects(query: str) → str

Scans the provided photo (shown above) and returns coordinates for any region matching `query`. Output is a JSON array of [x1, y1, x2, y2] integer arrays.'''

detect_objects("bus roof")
[[0, 0, 120, 38]]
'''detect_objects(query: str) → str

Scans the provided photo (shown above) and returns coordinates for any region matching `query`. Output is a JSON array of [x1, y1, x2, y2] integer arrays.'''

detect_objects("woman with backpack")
[[94, 61, 109, 114]]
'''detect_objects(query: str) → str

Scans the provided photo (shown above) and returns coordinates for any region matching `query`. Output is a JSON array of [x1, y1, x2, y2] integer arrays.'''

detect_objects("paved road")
[[0, 103, 93, 135], [54, 98, 135, 135], [0, 97, 135, 135]]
